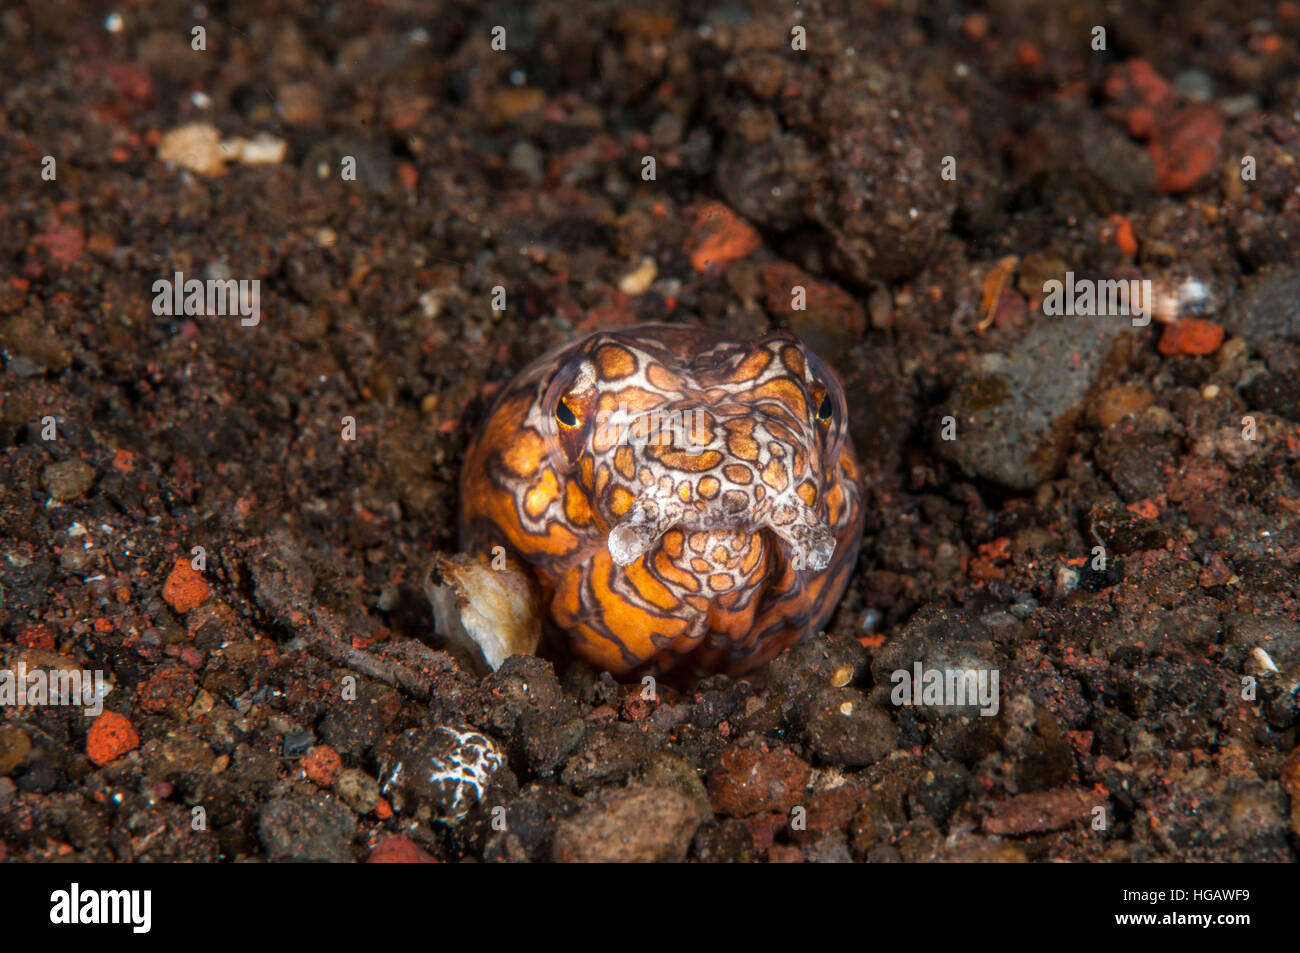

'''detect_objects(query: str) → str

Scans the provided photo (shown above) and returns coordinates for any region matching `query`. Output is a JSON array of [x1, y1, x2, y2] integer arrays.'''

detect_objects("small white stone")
[[618, 257, 658, 296], [230, 133, 287, 166], [157, 123, 224, 176]]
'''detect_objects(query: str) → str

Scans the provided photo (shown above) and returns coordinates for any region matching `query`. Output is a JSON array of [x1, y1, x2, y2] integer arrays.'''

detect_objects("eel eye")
[[555, 397, 579, 429], [816, 390, 833, 424]]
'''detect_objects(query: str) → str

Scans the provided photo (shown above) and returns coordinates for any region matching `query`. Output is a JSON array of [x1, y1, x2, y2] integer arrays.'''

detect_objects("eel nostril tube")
[[766, 498, 837, 571], [773, 522, 837, 571], [607, 494, 680, 567]]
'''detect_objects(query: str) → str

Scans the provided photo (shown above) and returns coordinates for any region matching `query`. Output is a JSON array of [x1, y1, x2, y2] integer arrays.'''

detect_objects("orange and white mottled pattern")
[[459, 324, 863, 678]]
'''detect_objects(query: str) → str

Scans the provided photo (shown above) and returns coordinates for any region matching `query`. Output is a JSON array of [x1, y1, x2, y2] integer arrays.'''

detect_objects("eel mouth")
[[606, 489, 836, 572]]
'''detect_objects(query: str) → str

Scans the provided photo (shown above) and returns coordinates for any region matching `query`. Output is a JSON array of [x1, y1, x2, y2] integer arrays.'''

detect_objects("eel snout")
[[606, 487, 836, 571]]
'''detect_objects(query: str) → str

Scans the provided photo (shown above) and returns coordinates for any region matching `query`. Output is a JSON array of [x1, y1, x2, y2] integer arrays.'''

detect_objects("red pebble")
[[33, 222, 85, 266], [367, 836, 437, 863], [17, 624, 56, 651], [1148, 106, 1224, 193]]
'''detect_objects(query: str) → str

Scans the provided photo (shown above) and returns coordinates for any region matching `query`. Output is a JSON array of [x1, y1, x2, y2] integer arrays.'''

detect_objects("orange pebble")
[[301, 745, 342, 787], [1126, 499, 1160, 520], [1149, 106, 1224, 193], [688, 202, 761, 275], [87, 711, 140, 766], [162, 556, 209, 614], [1115, 217, 1138, 257], [1016, 42, 1042, 68], [1158, 318, 1224, 357], [962, 12, 989, 40]]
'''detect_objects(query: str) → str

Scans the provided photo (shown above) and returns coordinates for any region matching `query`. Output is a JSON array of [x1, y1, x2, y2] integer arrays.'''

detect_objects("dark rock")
[[475, 783, 582, 862], [318, 692, 385, 758], [377, 725, 505, 821], [812, 75, 963, 282], [937, 322, 1141, 490], [1223, 613, 1300, 671], [1222, 266, 1300, 349], [257, 794, 356, 862], [803, 688, 898, 766], [559, 721, 656, 792], [716, 127, 813, 233], [908, 760, 970, 826], [692, 818, 756, 862], [1087, 499, 1171, 554], [518, 710, 587, 776], [870, 605, 1001, 722], [16, 757, 57, 794], [1241, 366, 1300, 422], [767, 632, 871, 700], [481, 654, 571, 732]]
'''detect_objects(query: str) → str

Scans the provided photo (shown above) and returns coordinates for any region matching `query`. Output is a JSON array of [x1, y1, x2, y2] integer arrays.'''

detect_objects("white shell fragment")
[[233, 133, 288, 165], [424, 551, 541, 672], [157, 123, 288, 175], [157, 123, 224, 176], [1247, 646, 1280, 675]]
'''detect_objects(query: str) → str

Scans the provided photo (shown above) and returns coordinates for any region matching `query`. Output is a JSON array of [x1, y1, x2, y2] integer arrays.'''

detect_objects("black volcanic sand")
[[1, 1, 1298, 862]]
